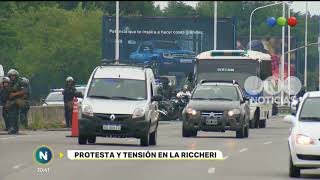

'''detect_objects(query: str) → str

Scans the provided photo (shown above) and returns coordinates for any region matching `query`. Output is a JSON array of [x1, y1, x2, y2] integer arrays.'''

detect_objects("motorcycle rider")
[[184, 72, 194, 91], [176, 85, 191, 120], [176, 85, 191, 98]]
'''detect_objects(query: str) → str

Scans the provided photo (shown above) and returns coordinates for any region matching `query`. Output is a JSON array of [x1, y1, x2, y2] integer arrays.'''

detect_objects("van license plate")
[[103, 125, 121, 131], [206, 119, 218, 125]]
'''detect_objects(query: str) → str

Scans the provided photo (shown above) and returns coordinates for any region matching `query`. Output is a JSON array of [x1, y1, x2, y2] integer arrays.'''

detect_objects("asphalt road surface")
[[0, 116, 319, 180]]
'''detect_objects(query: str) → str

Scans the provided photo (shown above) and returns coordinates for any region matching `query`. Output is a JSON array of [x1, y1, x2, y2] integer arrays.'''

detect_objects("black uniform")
[[19, 80, 31, 128], [63, 83, 76, 128], [0, 85, 10, 130], [7, 78, 23, 134]]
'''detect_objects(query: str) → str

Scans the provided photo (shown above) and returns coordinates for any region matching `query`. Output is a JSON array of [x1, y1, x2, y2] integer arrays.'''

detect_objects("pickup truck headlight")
[[186, 108, 197, 116], [227, 109, 241, 117], [296, 134, 315, 145], [82, 104, 93, 117], [132, 107, 146, 118], [163, 53, 173, 59]]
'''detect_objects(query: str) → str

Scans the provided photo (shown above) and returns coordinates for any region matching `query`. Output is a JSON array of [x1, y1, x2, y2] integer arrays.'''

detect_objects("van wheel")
[[289, 155, 300, 177], [254, 110, 260, 128], [78, 135, 87, 145], [259, 119, 266, 128], [149, 130, 157, 146], [249, 120, 255, 129], [244, 124, 249, 138], [140, 133, 149, 146], [88, 136, 96, 144]]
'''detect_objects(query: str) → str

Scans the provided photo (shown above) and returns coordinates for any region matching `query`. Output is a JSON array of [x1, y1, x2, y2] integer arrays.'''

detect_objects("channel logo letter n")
[[34, 145, 54, 165]]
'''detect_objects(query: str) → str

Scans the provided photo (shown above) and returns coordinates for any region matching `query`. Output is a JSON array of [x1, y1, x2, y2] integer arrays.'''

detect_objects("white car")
[[284, 91, 320, 177], [42, 91, 64, 106]]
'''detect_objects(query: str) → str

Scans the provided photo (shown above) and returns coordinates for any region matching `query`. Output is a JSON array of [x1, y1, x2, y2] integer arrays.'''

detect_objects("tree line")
[[0, 1, 319, 103]]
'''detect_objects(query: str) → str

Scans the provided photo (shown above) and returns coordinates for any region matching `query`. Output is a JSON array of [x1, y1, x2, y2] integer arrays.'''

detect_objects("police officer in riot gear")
[[19, 77, 31, 128], [7, 69, 24, 134], [0, 77, 11, 130], [185, 72, 194, 91], [62, 76, 76, 128]]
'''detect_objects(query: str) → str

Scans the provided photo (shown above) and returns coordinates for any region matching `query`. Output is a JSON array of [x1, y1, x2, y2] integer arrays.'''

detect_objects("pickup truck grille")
[[171, 54, 195, 59], [201, 111, 224, 118]]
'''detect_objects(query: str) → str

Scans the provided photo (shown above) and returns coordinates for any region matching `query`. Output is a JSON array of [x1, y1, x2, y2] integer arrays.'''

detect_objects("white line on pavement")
[[239, 148, 248, 153], [223, 156, 230, 160], [263, 141, 272, 145], [207, 167, 215, 174], [13, 164, 24, 169]]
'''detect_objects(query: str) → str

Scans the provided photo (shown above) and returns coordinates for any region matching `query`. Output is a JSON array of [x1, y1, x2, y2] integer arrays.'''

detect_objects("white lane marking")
[[223, 156, 230, 160], [0, 136, 19, 140], [208, 167, 215, 174], [239, 148, 248, 153], [263, 141, 272, 145], [13, 164, 24, 169]]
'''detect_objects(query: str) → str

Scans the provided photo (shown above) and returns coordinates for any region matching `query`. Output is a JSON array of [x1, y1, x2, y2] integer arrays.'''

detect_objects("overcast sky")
[[154, 1, 320, 15]]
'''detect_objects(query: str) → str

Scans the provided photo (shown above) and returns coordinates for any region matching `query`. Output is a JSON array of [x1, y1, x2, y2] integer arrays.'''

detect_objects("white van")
[[79, 64, 162, 146]]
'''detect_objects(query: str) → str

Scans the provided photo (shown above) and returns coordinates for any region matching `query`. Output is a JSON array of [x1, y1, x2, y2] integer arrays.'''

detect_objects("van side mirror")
[[75, 92, 84, 98], [242, 96, 250, 103], [152, 95, 162, 102], [284, 115, 295, 125]]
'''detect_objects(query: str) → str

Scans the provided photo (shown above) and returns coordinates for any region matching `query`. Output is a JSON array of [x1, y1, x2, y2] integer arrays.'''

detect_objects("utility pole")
[[115, 1, 120, 64], [214, 1, 217, 50], [304, 1, 308, 88], [280, 1, 285, 106]]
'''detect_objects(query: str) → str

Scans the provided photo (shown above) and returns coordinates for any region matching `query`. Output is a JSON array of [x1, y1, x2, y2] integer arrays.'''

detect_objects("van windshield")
[[87, 78, 146, 100]]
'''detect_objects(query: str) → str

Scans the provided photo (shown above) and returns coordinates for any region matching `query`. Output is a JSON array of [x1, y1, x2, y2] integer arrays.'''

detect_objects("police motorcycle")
[[156, 82, 180, 121], [175, 85, 191, 120]]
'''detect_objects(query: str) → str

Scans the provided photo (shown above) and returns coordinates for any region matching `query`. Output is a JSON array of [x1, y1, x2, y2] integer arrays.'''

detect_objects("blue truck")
[[129, 40, 196, 71]]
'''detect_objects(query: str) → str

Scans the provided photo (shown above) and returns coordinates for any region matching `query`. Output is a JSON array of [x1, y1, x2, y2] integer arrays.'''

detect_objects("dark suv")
[[182, 80, 250, 138]]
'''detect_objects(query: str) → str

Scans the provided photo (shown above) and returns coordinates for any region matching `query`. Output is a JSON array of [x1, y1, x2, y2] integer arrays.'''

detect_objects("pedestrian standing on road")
[[62, 76, 76, 128], [0, 77, 11, 130], [6, 69, 24, 134], [19, 77, 31, 128]]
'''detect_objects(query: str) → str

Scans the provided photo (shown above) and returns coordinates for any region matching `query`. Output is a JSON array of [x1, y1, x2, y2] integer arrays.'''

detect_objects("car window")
[[46, 93, 63, 102], [88, 78, 146, 100], [299, 97, 320, 122], [192, 85, 239, 101]]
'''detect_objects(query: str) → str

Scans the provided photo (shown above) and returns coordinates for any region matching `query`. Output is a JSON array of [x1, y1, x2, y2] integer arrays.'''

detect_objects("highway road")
[[0, 116, 319, 180]]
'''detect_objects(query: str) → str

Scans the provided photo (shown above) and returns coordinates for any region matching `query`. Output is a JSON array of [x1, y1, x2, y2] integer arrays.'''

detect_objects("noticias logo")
[[33, 145, 54, 166]]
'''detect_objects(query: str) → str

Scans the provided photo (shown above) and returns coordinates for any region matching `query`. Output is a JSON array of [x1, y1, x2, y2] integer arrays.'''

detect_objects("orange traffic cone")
[[71, 97, 79, 137]]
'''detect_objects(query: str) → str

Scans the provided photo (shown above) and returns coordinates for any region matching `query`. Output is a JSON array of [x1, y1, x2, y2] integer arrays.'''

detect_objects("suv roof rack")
[[200, 80, 239, 85]]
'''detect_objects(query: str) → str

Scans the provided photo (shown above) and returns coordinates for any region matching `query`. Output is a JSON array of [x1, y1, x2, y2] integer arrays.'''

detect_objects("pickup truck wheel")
[[289, 155, 300, 177], [182, 126, 191, 137], [140, 133, 149, 146], [190, 130, 197, 137], [78, 135, 87, 145], [88, 136, 96, 144], [236, 125, 245, 138], [149, 130, 157, 146], [259, 119, 266, 128]]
